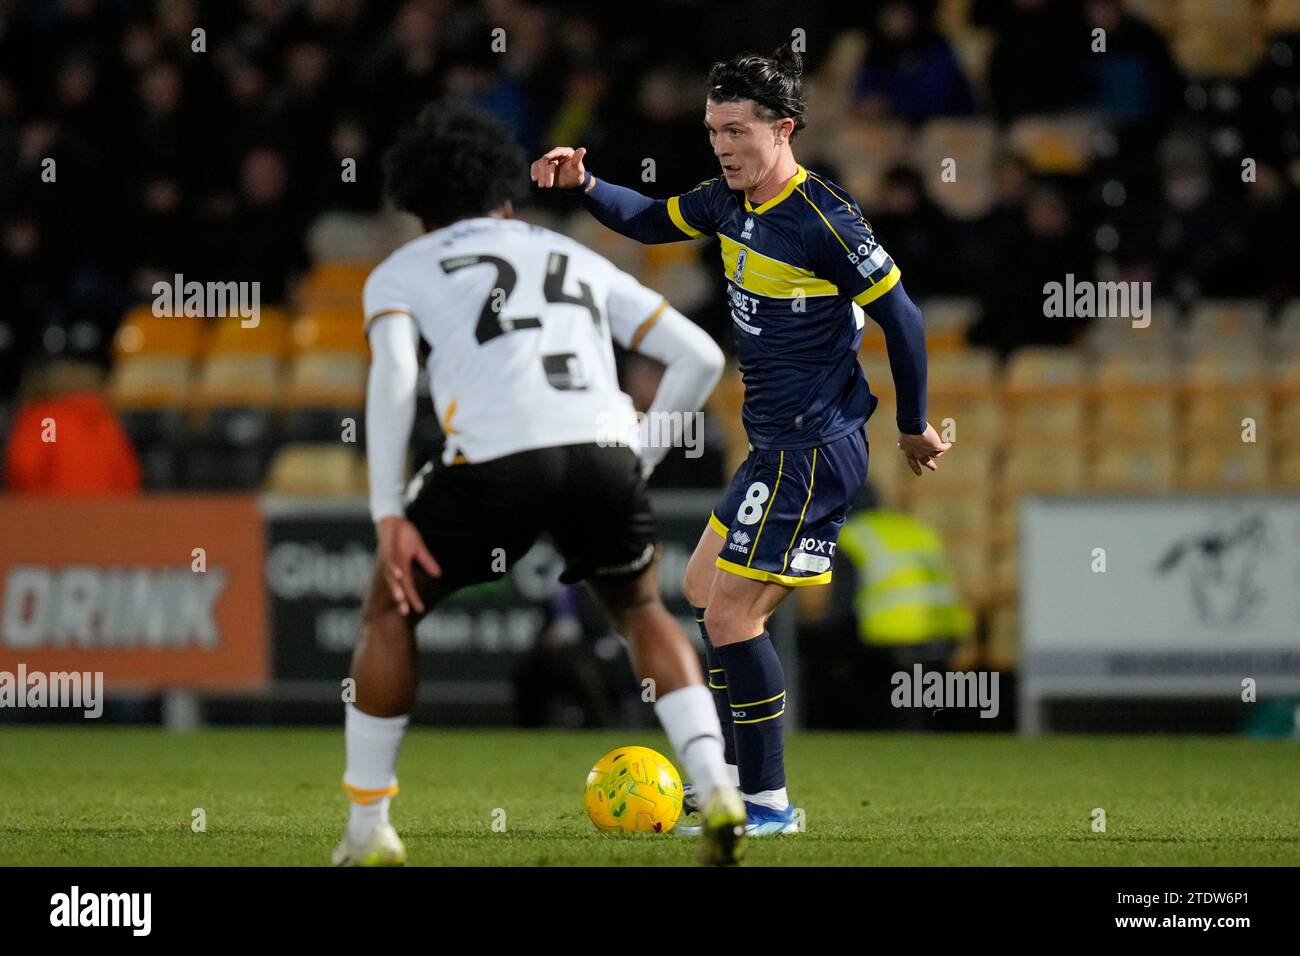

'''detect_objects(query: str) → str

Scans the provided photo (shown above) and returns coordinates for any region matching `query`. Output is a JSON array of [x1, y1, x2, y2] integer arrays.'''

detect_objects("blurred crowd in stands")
[[2, 0, 1299, 489]]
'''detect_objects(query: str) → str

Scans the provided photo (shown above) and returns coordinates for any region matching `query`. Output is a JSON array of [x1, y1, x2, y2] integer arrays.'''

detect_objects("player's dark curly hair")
[[383, 101, 526, 228], [706, 43, 806, 138]]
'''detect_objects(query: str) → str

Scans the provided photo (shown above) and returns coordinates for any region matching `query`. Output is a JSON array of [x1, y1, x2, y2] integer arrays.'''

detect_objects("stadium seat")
[[1183, 299, 1270, 353], [1002, 443, 1086, 495], [824, 120, 910, 206], [1171, 0, 1267, 77], [985, 599, 1019, 671], [907, 493, 991, 546], [291, 309, 368, 355], [265, 443, 363, 496], [204, 310, 290, 358], [1088, 443, 1179, 491], [1271, 353, 1300, 438], [1006, 116, 1097, 175], [919, 298, 980, 351], [294, 261, 375, 309], [1180, 444, 1271, 490], [1275, 448, 1300, 489], [113, 307, 206, 359], [1272, 301, 1300, 355], [1083, 299, 1179, 355], [108, 354, 194, 410], [1004, 348, 1088, 441], [705, 364, 748, 477], [915, 119, 998, 219], [280, 351, 367, 441], [192, 354, 280, 410], [1268, 0, 1300, 32], [943, 535, 992, 608], [1090, 353, 1178, 442]]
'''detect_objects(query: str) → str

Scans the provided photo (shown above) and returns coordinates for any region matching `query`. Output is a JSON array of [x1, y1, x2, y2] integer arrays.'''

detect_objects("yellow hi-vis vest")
[[836, 511, 973, 646]]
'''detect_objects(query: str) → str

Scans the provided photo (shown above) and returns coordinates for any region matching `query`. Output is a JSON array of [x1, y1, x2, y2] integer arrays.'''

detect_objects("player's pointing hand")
[[898, 423, 952, 476], [531, 146, 588, 189]]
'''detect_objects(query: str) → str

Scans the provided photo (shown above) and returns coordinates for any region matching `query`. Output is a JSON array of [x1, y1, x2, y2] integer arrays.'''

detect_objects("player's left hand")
[[898, 423, 951, 476], [376, 516, 442, 616]]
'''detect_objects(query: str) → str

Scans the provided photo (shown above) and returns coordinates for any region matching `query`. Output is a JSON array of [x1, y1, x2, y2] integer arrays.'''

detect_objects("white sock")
[[742, 787, 789, 811], [654, 685, 730, 801], [343, 703, 409, 842]]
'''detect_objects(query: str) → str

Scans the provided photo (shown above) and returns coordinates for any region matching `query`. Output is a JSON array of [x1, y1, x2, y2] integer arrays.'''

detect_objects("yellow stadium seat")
[[291, 310, 368, 355], [1083, 299, 1179, 355], [295, 261, 375, 308], [907, 492, 991, 544], [113, 307, 205, 359], [1090, 353, 1178, 442], [281, 352, 368, 409], [1006, 116, 1096, 174], [108, 355, 194, 409], [1005, 347, 1087, 393], [986, 599, 1019, 671], [204, 309, 290, 357], [989, 497, 1018, 553], [916, 119, 998, 219], [1273, 301, 1300, 355], [906, 443, 995, 495], [866, 443, 908, 507], [989, 548, 1019, 607], [1180, 444, 1271, 490], [1183, 299, 1270, 354], [1088, 443, 1179, 491], [266, 444, 363, 496], [1171, 0, 1266, 77], [944, 536, 991, 608], [824, 121, 910, 206], [1269, 0, 1300, 32], [1272, 354, 1300, 438], [919, 298, 980, 351], [706, 364, 748, 477], [1004, 348, 1087, 441], [1182, 392, 1271, 445], [1003, 444, 1086, 494], [192, 354, 280, 410], [1275, 449, 1300, 489], [1182, 351, 1267, 388]]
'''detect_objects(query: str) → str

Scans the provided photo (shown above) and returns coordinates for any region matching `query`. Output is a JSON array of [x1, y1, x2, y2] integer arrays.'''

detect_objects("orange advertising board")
[[0, 496, 269, 690]]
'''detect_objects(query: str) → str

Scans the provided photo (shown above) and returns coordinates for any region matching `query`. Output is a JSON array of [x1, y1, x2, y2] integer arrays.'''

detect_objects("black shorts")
[[403, 443, 657, 588]]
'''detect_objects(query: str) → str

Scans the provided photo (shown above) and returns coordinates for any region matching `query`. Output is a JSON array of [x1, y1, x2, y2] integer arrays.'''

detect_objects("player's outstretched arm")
[[866, 280, 951, 475], [531, 146, 697, 245]]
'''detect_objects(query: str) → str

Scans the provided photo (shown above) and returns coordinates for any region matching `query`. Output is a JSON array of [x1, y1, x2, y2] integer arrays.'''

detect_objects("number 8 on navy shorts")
[[710, 426, 869, 587]]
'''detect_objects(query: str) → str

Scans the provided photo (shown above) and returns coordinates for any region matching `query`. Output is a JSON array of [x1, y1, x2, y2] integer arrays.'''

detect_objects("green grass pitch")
[[1, 728, 1297, 866]]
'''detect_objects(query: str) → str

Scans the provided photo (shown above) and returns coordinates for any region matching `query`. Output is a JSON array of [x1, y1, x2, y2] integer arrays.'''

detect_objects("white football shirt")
[[364, 217, 667, 465]]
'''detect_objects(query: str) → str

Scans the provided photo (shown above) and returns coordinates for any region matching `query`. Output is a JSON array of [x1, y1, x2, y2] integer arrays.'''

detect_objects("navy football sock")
[[713, 630, 787, 799], [694, 607, 737, 768]]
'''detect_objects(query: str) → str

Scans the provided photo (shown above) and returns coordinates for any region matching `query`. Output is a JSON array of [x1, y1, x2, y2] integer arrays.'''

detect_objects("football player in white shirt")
[[335, 103, 747, 866]]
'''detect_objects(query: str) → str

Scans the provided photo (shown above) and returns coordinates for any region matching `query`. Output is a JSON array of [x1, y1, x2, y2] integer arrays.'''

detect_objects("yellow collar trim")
[[745, 165, 808, 214]]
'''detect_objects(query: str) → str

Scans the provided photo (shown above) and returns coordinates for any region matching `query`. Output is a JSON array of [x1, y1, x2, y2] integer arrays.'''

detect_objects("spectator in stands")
[[867, 164, 959, 296], [4, 361, 142, 495], [968, 182, 1094, 355], [973, 0, 1089, 120], [1083, 0, 1181, 129], [854, 0, 975, 123]]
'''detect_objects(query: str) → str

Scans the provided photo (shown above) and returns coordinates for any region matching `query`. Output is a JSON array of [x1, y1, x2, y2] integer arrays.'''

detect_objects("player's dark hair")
[[706, 43, 807, 138], [383, 101, 526, 229]]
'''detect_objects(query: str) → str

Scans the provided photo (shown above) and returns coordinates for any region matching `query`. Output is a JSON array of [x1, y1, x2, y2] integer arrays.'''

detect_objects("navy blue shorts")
[[710, 426, 869, 587]]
